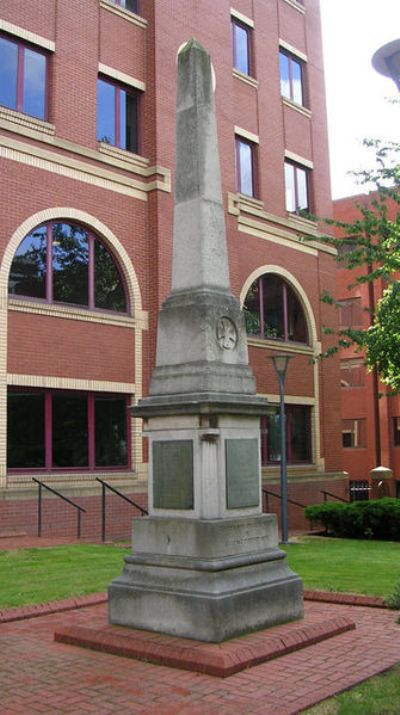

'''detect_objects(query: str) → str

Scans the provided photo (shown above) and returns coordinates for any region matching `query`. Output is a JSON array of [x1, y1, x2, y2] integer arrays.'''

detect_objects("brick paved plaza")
[[1, 595, 399, 715]]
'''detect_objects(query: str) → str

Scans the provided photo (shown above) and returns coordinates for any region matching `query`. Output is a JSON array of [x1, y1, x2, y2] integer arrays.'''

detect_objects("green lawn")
[[302, 664, 400, 715], [1, 534, 400, 609], [283, 536, 400, 598], [0, 543, 129, 608]]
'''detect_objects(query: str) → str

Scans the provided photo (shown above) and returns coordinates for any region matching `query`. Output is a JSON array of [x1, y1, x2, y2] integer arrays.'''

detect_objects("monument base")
[[108, 514, 303, 643]]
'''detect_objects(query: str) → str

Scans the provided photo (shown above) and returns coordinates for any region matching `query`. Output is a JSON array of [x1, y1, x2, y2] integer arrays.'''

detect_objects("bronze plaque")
[[153, 440, 194, 509], [225, 438, 260, 509]]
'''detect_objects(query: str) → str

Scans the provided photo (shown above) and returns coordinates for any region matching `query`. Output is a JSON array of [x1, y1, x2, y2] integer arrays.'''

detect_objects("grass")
[[0, 543, 129, 608], [282, 535, 400, 597], [302, 664, 400, 715]]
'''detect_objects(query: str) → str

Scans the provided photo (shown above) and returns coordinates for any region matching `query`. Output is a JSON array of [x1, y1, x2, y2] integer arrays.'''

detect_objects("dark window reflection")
[[52, 223, 89, 305], [97, 78, 139, 153], [94, 240, 126, 312], [95, 396, 128, 466], [52, 394, 88, 467], [121, 90, 138, 153], [0, 36, 18, 110], [261, 405, 311, 465], [263, 275, 284, 340], [7, 391, 45, 468], [243, 274, 308, 344], [243, 279, 260, 335], [9, 226, 47, 298]]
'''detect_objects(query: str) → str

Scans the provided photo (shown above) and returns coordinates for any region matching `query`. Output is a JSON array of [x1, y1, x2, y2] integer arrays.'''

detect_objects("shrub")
[[385, 579, 400, 609], [304, 498, 400, 540]]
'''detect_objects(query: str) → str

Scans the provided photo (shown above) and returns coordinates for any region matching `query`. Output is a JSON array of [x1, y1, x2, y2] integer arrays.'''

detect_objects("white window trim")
[[0, 19, 55, 52], [235, 126, 259, 144], [98, 63, 146, 92], [279, 39, 307, 63], [284, 150, 313, 169], [230, 8, 254, 28]]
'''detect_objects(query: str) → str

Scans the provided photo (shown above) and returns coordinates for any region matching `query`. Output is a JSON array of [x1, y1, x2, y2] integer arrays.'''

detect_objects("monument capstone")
[[108, 39, 303, 642]]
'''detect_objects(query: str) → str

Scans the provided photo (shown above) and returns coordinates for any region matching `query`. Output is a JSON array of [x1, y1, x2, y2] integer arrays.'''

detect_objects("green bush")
[[305, 498, 400, 541]]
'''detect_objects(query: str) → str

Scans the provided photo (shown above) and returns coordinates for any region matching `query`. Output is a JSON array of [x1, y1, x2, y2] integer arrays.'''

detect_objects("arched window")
[[243, 274, 308, 344], [8, 222, 127, 313]]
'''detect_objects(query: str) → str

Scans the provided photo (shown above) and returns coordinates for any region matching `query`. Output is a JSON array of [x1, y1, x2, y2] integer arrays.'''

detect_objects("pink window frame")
[[280, 50, 305, 106], [8, 388, 132, 473], [0, 33, 48, 120], [11, 222, 129, 315]]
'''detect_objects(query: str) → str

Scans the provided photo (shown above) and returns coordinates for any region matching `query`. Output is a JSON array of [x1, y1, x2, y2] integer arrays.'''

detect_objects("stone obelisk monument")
[[108, 39, 303, 642]]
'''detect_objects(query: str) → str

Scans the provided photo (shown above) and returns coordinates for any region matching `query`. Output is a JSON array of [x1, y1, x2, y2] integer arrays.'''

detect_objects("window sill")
[[282, 96, 311, 118], [8, 297, 136, 329], [99, 0, 147, 27], [232, 69, 259, 89], [247, 335, 313, 355], [281, 0, 305, 14], [97, 141, 148, 169], [0, 106, 55, 136]]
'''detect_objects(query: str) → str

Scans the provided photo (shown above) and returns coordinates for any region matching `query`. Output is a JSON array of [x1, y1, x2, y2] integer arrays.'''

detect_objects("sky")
[[319, 0, 400, 199]]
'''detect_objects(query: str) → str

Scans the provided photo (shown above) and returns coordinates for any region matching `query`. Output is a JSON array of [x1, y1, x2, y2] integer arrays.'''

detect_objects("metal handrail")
[[262, 488, 307, 513], [32, 477, 86, 538], [321, 490, 349, 504], [96, 477, 148, 542]]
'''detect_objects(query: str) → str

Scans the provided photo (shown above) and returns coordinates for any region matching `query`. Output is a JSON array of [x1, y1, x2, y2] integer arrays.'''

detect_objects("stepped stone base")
[[108, 514, 304, 643]]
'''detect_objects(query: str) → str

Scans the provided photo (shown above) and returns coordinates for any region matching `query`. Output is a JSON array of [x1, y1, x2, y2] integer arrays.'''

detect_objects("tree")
[[306, 138, 400, 392]]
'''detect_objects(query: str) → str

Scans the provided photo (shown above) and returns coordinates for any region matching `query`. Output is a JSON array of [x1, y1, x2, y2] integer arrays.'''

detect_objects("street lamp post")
[[271, 354, 292, 545], [372, 39, 400, 91]]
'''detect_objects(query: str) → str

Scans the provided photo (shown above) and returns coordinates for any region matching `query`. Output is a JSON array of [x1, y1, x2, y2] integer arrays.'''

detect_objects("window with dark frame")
[[279, 50, 305, 106], [243, 274, 308, 344], [232, 18, 252, 76], [8, 222, 127, 313], [340, 359, 365, 388], [235, 136, 256, 197], [284, 161, 310, 213], [342, 418, 366, 448], [260, 405, 312, 466], [338, 297, 363, 328], [0, 34, 47, 120], [7, 389, 130, 471], [97, 77, 139, 154], [393, 417, 400, 446], [109, 0, 139, 13]]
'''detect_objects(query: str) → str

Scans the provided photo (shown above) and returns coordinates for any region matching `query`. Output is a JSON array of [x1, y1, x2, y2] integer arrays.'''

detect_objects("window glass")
[[244, 274, 308, 344], [52, 224, 89, 305], [9, 226, 47, 298], [233, 22, 250, 75], [338, 298, 363, 328], [94, 239, 126, 312], [340, 359, 365, 388], [261, 405, 311, 465], [296, 166, 308, 210], [124, 91, 138, 153], [237, 139, 254, 196], [291, 59, 303, 105], [52, 394, 88, 467], [342, 418, 366, 448], [122, 0, 138, 12], [263, 274, 284, 340], [393, 417, 400, 446], [279, 52, 290, 99], [23, 48, 46, 119], [95, 396, 128, 466], [243, 279, 260, 335], [287, 284, 307, 342], [284, 163, 296, 212], [0, 36, 18, 110], [7, 391, 45, 468], [97, 79, 116, 145]]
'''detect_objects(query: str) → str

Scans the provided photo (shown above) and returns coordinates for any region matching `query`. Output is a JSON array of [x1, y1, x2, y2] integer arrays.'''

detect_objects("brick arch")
[[0, 208, 143, 315]]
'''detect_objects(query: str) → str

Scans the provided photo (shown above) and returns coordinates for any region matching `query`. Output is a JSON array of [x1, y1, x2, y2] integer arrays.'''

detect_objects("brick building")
[[334, 192, 400, 501], [0, 0, 345, 539]]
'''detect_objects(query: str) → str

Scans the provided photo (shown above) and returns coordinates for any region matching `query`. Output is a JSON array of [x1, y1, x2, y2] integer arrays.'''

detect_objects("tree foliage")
[[306, 137, 400, 392]]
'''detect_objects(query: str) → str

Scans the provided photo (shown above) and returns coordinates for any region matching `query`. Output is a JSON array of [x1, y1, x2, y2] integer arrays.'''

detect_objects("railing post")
[[77, 509, 81, 539], [38, 482, 42, 537], [101, 482, 106, 542]]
